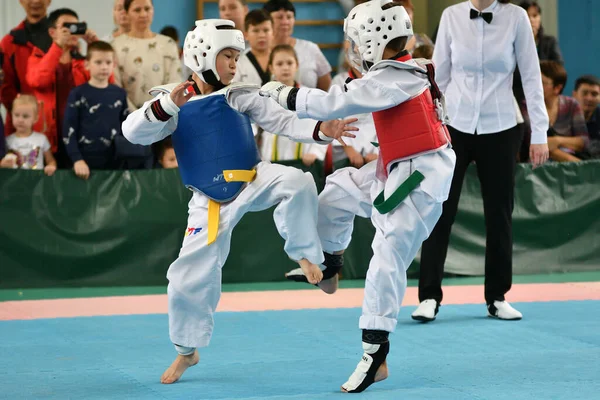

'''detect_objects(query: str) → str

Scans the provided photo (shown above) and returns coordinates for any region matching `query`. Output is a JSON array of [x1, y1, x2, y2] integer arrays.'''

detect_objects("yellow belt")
[[207, 169, 257, 245]]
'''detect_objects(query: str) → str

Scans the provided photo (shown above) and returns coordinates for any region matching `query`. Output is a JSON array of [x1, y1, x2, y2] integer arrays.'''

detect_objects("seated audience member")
[[26, 8, 100, 168], [538, 61, 588, 162], [63, 41, 128, 180], [572, 75, 600, 159], [233, 10, 274, 86], [1, 95, 56, 175]]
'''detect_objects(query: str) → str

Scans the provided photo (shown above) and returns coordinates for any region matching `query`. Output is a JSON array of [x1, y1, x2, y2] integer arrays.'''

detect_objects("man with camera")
[[25, 8, 99, 168], [1, 0, 53, 135]]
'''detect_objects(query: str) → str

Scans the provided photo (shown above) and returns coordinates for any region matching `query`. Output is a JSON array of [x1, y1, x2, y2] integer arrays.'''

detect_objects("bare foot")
[[160, 350, 200, 384], [340, 360, 388, 393], [317, 274, 339, 294], [297, 258, 323, 284]]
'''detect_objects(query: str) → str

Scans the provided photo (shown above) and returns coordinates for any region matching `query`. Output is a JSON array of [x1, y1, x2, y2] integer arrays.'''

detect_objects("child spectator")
[[1, 95, 56, 175], [63, 41, 128, 180], [153, 136, 178, 169], [233, 10, 274, 86], [259, 45, 325, 166]]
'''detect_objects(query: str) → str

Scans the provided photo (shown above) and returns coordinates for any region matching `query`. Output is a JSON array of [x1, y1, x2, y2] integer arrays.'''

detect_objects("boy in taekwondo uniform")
[[260, 1, 456, 393], [122, 19, 359, 384]]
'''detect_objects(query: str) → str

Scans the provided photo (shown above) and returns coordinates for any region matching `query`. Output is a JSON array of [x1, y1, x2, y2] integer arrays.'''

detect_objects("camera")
[[63, 22, 87, 35]]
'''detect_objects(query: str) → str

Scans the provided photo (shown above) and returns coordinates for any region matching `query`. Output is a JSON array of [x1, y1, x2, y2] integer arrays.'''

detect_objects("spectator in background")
[[1, 95, 56, 175], [153, 136, 178, 169], [219, 0, 249, 32], [233, 10, 274, 86], [26, 8, 100, 169], [264, 0, 332, 91], [259, 44, 326, 166], [104, 0, 131, 42], [112, 0, 181, 111], [1, 0, 53, 134], [572, 75, 600, 159], [521, 1, 563, 64], [63, 42, 128, 180], [538, 61, 588, 162]]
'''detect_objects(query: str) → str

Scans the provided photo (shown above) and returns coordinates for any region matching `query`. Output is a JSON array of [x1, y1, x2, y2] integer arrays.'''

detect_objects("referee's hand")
[[529, 143, 549, 169]]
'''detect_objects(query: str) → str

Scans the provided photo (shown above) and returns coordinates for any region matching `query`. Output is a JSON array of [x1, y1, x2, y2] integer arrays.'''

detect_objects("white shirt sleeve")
[[432, 10, 451, 94], [228, 89, 332, 144], [295, 69, 419, 121], [121, 94, 179, 146], [514, 9, 549, 144]]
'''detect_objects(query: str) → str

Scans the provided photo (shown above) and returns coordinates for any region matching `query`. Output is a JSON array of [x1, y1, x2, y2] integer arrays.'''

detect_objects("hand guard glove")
[[259, 81, 298, 111]]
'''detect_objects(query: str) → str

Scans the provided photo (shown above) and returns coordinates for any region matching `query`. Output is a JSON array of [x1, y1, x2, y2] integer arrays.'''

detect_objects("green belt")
[[373, 170, 425, 214]]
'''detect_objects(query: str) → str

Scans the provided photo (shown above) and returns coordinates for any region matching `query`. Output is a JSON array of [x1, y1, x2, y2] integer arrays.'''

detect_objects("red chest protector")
[[370, 54, 451, 178]]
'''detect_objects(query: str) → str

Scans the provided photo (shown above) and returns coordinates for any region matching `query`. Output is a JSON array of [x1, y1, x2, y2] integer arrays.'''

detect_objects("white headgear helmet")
[[344, 0, 413, 73], [183, 19, 246, 84]]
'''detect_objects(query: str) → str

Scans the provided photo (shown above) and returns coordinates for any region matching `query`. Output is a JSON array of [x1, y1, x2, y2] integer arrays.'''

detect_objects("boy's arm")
[[260, 70, 416, 121], [63, 89, 84, 163], [121, 92, 179, 145], [43, 149, 57, 167], [26, 43, 63, 89], [229, 89, 335, 145]]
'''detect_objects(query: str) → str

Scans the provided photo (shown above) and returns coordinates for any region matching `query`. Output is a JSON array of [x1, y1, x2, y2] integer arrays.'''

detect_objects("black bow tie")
[[470, 8, 493, 24]]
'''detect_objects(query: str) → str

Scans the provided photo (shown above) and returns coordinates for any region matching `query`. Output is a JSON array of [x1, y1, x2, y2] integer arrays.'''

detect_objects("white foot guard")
[[411, 299, 439, 322], [487, 301, 523, 320], [341, 341, 389, 393]]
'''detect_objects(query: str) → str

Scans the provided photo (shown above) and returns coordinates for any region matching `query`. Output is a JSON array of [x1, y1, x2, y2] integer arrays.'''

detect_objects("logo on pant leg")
[[184, 227, 203, 237]]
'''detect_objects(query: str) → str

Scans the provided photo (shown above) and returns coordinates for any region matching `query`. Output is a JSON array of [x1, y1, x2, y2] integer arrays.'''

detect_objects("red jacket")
[[26, 43, 92, 152], [1, 21, 38, 133]]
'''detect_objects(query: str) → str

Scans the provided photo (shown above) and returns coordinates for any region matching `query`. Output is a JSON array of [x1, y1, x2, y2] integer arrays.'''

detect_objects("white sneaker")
[[411, 299, 439, 322], [487, 301, 523, 320]]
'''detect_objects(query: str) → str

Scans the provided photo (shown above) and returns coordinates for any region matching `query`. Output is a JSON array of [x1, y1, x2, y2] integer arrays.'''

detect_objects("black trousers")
[[419, 125, 524, 304]]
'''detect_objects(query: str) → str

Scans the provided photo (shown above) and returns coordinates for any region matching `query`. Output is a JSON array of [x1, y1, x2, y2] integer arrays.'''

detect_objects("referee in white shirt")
[[412, 0, 549, 322]]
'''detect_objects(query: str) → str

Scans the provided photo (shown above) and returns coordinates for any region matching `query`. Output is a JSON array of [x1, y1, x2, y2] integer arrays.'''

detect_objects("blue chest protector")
[[171, 94, 261, 202]]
